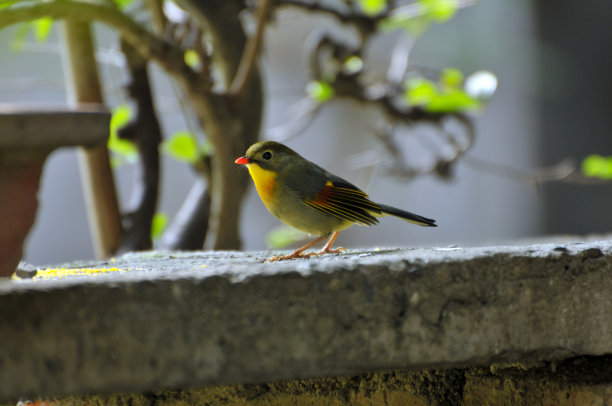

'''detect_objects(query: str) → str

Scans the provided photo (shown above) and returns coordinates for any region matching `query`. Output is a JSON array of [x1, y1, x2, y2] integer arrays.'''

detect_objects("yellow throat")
[[246, 163, 277, 207]]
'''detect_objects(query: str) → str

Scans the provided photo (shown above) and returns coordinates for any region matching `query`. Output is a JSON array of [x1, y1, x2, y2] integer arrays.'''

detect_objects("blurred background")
[[0, 0, 610, 265]]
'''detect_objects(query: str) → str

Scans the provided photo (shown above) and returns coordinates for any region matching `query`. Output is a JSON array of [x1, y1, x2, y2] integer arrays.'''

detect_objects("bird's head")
[[234, 141, 299, 172]]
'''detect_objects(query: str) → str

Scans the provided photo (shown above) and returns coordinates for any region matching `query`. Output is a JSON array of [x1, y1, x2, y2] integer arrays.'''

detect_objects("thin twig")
[[463, 156, 611, 186], [266, 96, 322, 141], [146, 0, 167, 34], [228, 0, 273, 100], [0, 0, 195, 83], [278, 0, 378, 38]]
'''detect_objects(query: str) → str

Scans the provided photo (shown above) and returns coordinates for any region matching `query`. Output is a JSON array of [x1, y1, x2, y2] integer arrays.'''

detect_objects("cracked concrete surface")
[[1, 240, 611, 401]]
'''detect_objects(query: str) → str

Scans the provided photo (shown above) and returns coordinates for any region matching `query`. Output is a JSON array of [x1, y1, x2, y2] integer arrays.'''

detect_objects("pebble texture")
[[1, 240, 611, 401]]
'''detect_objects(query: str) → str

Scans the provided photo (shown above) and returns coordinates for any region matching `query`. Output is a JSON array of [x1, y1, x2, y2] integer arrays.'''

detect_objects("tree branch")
[[277, 0, 378, 38], [228, 0, 273, 100], [116, 38, 162, 252], [0, 0, 196, 85]]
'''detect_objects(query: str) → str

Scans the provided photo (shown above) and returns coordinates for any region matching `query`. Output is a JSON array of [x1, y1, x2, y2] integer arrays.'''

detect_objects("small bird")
[[235, 141, 437, 261]]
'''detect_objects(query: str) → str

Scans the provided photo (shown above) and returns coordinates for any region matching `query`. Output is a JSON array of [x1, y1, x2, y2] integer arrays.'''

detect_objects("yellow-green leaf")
[[379, 13, 429, 36], [33, 17, 53, 43], [266, 226, 308, 249], [419, 0, 458, 22], [343, 55, 364, 74], [151, 212, 169, 240], [162, 131, 200, 163], [357, 0, 387, 16], [426, 88, 480, 112], [307, 80, 334, 103], [0, 1, 17, 10], [113, 0, 135, 10], [10, 22, 30, 51], [184, 49, 200, 69], [582, 155, 612, 179], [440, 68, 463, 89], [108, 105, 138, 163], [404, 78, 438, 106]]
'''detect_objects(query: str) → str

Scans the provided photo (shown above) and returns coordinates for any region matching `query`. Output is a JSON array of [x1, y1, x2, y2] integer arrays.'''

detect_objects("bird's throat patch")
[[246, 163, 276, 205]]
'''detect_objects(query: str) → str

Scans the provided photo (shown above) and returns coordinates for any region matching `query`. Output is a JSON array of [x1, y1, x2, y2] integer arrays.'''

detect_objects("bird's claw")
[[264, 246, 346, 262], [320, 246, 346, 255]]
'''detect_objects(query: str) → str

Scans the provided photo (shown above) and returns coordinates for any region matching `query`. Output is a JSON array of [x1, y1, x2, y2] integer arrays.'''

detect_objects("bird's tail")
[[378, 203, 437, 227]]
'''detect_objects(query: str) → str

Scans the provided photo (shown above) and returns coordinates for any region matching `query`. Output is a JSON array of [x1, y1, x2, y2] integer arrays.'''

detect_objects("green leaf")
[[343, 55, 364, 74], [379, 13, 429, 36], [199, 140, 213, 156], [582, 155, 612, 179], [110, 104, 131, 136], [419, 0, 458, 22], [0, 1, 17, 10], [108, 105, 138, 163], [440, 68, 463, 89], [306, 80, 334, 103], [33, 17, 53, 43], [266, 226, 308, 249], [404, 75, 481, 113], [113, 0, 135, 10], [151, 212, 169, 240], [404, 78, 438, 106], [379, 0, 459, 34], [425, 88, 480, 112], [10, 22, 30, 51], [184, 49, 200, 69], [357, 0, 387, 16], [162, 131, 200, 163]]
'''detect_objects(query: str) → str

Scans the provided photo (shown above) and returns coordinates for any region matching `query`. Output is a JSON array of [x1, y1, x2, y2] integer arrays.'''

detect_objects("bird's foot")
[[318, 246, 346, 255], [265, 246, 346, 262]]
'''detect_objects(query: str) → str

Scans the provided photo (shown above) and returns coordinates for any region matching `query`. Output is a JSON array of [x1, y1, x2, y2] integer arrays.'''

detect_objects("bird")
[[235, 141, 437, 262]]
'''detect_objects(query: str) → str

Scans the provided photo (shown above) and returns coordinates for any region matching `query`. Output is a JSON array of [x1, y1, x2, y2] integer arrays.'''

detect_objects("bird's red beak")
[[235, 156, 251, 165]]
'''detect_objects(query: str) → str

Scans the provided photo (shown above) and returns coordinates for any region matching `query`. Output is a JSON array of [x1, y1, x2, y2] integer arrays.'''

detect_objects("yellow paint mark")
[[201, 264, 207, 268], [33, 267, 126, 280]]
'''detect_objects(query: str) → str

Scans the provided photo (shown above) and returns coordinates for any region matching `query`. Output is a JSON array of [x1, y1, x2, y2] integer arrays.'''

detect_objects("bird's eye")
[[262, 151, 272, 160]]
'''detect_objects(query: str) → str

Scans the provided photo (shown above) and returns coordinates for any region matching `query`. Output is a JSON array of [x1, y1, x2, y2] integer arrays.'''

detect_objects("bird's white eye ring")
[[262, 151, 272, 160]]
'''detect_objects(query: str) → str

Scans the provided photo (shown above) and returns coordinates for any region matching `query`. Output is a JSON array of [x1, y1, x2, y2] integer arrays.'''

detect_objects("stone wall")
[[1, 239, 611, 404]]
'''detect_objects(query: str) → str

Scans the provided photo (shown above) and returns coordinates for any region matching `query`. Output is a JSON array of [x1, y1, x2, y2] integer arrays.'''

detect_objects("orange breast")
[[246, 163, 277, 206]]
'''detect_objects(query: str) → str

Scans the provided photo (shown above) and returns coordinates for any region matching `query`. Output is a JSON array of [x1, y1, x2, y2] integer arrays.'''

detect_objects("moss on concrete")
[[49, 369, 466, 406], [46, 356, 612, 405]]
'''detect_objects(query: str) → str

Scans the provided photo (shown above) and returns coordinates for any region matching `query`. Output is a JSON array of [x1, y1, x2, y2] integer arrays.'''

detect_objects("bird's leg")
[[265, 232, 346, 262], [317, 231, 345, 255], [265, 235, 327, 262]]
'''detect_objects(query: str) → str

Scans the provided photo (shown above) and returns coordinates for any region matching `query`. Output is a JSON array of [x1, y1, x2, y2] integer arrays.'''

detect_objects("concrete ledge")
[[1, 240, 611, 402], [0, 107, 110, 150]]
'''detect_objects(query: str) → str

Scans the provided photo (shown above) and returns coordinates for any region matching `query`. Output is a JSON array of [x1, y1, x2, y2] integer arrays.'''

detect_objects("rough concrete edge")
[[2, 240, 612, 403]]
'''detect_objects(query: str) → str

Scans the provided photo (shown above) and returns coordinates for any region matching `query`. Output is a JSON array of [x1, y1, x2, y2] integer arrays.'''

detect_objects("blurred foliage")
[[10, 17, 53, 50], [380, 0, 459, 35], [183, 49, 201, 70], [343, 55, 364, 74], [307, 80, 335, 103], [161, 131, 201, 164], [582, 155, 612, 180], [108, 104, 139, 168], [151, 212, 169, 241], [355, 0, 387, 16], [113, 0, 135, 11], [266, 225, 308, 249], [404, 68, 481, 113]]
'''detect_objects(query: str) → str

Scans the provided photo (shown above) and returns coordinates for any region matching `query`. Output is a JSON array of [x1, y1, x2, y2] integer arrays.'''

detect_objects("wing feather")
[[305, 181, 381, 226]]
